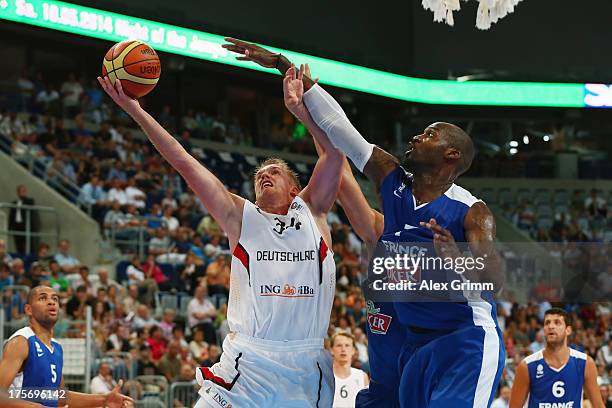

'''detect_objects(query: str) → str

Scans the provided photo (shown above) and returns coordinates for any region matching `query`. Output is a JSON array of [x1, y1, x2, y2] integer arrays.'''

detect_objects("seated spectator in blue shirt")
[[54, 239, 81, 274], [0, 263, 14, 290]]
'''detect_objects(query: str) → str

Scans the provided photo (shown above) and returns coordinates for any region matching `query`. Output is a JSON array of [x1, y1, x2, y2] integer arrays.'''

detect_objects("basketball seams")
[[103, 58, 161, 77]]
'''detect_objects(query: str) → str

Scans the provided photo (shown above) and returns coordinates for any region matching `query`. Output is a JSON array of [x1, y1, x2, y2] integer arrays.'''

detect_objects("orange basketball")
[[101, 40, 161, 98]]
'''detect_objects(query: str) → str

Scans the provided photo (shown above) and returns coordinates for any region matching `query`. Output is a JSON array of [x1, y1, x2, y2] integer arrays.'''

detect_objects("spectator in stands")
[[585, 189, 608, 218], [148, 228, 171, 256], [90, 362, 116, 394], [189, 328, 209, 364], [122, 284, 140, 316], [161, 189, 178, 210], [178, 252, 204, 294], [10, 258, 26, 284], [491, 385, 510, 408], [125, 177, 146, 209], [158, 341, 182, 382], [107, 178, 127, 205], [174, 228, 193, 254], [0, 263, 14, 290], [161, 206, 180, 234], [159, 308, 176, 339], [66, 285, 93, 320], [0, 239, 13, 265], [147, 325, 167, 361], [79, 174, 108, 222], [136, 344, 160, 376], [126, 256, 157, 306], [46, 260, 69, 297], [35, 82, 60, 115], [9, 184, 38, 254], [203, 234, 223, 258], [143, 254, 171, 291], [599, 385, 611, 408], [215, 304, 230, 344], [205, 255, 230, 296], [60, 73, 83, 117], [187, 285, 217, 345], [54, 239, 81, 274], [70, 265, 96, 295], [106, 323, 132, 353], [93, 267, 121, 294], [133, 304, 158, 330], [172, 326, 189, 349]]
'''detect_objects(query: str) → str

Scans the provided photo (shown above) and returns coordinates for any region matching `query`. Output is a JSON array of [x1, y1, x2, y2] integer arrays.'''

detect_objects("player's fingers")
[[429, 218, 437, 225], [298, 64, 304, 81], [222, 44, 245, 54], [224, 37, 248, 46], [304, 63, 311, 78], [235, 56, 252, 61]]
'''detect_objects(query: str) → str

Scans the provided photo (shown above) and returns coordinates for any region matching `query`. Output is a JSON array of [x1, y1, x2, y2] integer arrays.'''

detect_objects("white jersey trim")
[[445, 184, 482, 207], [523, 350, 544, 365], [569, 348, 587, 360]]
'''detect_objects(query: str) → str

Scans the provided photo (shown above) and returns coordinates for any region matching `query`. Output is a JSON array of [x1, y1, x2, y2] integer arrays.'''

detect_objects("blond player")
[[98, 62, 342, 407], [331, 333, 369, 408]]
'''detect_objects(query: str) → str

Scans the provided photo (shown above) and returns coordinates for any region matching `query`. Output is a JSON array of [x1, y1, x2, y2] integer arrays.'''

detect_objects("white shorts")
[[194, 332, 334, 408]]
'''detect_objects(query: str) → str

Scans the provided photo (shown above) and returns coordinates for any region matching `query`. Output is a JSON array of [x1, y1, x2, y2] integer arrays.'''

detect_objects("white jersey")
[[333, 367, 367, 408], [228, 196, 336, 341]]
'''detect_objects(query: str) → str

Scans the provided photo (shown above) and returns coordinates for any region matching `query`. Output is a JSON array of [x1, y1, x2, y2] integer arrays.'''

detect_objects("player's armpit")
[[509, 361, 530, 408], [363, 147, 400, 191], [464, 202, 505, 290], [583, 357, 605, 408], [0, 336, 29, 389]]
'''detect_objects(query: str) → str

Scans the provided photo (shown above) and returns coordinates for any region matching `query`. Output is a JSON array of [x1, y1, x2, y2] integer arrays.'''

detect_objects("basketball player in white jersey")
[[98, 63, 343, 406], [0, 286, 133, 408], [331, 333, 369, 408], [509, 307, 604, 408]]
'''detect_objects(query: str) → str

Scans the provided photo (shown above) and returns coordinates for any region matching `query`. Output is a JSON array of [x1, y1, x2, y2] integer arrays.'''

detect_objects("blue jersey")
[[525, 348, 586, 408], [379, 167, 498, 330], [9, 327, 64, 407]]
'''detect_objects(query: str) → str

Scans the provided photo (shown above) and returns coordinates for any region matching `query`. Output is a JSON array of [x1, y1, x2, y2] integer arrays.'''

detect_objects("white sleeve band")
[[303, 84, 374, 172]]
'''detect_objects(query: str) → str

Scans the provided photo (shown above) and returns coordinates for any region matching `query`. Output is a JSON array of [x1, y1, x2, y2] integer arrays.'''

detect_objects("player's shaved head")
[[436, 122, 474, 175], [26, 285, 54, 304]]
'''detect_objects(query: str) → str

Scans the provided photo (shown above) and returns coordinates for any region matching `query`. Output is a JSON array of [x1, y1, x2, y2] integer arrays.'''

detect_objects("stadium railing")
[[169, 381, 199, 408], [0, 202, 60, 254]]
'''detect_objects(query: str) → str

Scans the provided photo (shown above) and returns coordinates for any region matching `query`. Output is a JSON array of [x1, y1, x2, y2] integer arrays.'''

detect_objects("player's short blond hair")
[[254, 158, 302, 190], [331, 332, 356, 348]]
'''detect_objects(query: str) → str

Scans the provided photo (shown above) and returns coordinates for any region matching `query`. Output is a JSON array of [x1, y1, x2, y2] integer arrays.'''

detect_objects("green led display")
[[0, 0, 593, 107]]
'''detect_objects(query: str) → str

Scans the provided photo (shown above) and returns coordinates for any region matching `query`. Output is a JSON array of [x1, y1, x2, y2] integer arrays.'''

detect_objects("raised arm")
[[282, 65, 342, 216], [222, 38, 399, 189], [97, 77, 244, 247]]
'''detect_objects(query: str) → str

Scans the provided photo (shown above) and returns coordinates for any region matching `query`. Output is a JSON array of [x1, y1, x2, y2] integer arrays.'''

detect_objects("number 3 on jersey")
[[51, 364, 57, 383]]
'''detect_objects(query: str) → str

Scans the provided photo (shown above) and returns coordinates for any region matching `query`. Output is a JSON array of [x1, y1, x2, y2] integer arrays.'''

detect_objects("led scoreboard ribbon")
[[1, 0, 608, 108]]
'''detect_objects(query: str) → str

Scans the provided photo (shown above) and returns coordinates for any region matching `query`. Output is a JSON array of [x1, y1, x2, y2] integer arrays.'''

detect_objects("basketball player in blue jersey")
[[0, 286, 133, 408], [226, 38, 505, 407], [509, 308, 604, 408]]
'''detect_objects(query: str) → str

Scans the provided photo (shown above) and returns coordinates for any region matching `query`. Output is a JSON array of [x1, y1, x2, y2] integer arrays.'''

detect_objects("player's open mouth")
[[262, 181, 273, 188]]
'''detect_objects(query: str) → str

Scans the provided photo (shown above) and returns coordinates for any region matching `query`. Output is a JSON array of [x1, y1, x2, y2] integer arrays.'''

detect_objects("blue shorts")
[[398, 325, 505, 408], [356, 301, 406, 408]]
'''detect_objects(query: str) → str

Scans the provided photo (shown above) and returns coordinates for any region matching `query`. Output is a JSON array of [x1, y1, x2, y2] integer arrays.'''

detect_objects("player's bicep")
[[363, 372, 370, 386], [0, 337, 28, 389], [509, 362, 530, 408], [363, 147, 399, 190]]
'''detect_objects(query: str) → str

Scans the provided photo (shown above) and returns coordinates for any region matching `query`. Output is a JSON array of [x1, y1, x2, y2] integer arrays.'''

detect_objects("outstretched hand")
[[97, 76, 141, 115], [104, 380, 134, 408], [420, 218, 462, 260], [284, 63, 318, 121], [222, 37, 279, 68]]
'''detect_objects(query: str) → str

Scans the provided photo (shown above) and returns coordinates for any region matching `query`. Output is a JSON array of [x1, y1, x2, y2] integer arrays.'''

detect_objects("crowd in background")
[[0, 69, 611, 406]]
